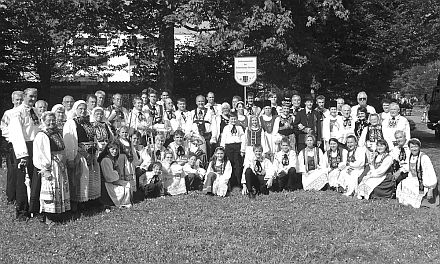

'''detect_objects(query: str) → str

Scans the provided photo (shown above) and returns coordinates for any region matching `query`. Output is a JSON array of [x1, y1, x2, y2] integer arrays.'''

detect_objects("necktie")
[[343, 118, 350, 127], [282, 154, 289, 166], [198, 109, 204, 119], [177, 146, 185, 157], [29, 108, 39, 125], [399, 147, 406, 161], [138, 111, 144, 121], [255, 160, 262, 174], [181, 112, 186, 122], [155, 150, 161, 161], [231, 125, 237, 135], [389, 117, 397, 128]]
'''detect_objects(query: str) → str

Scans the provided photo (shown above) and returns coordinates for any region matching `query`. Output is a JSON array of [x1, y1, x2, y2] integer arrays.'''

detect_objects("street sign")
[[234, 57, 257, 86]]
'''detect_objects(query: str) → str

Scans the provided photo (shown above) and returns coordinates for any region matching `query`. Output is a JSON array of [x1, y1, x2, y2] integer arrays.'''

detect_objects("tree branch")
[[183, 24, 219, 32]]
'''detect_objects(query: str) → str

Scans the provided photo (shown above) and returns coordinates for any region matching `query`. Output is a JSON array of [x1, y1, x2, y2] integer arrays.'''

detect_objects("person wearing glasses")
[[350, 91, 376, 122]]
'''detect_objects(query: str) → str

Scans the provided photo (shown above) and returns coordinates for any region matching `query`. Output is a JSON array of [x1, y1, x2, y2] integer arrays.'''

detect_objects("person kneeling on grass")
[[203, 146, 232, 196], [139, 162, 164, 198], [98, 141, 132, 208], [357, 139, 395, 200], [396, 138, 438, 208], [183, 153, 206, 191], [297, 134, 328, 191], [272, 137, 299, 191], [242, 144, 275, 199], [161, 151, 187, 196], [336, 135, 366, 196]]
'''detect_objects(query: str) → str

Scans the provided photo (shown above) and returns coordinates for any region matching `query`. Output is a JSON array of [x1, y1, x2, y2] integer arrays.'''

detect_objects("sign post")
[[234, 57, 257, 106]]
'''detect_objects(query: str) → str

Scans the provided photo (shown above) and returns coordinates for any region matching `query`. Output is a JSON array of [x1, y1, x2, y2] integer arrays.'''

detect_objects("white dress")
[[298, 148, 328, 191], [162, 162, 187, 196], [357, 154, 393, 199], [33, 131, 71, 213], [323, 148, 347, 188], [396, 153, 437, 208], [100, 157, 131, 208], [337, 147, 366, 195], [205, 160, 232, 197]]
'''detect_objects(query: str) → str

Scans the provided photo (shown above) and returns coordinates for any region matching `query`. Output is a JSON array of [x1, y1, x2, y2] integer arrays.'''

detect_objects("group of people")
[[0, 88, 438, 224]]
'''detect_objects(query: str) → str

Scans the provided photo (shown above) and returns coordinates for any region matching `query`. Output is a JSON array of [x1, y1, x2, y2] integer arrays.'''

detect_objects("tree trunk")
[[157, 20, 175, 94], [36, 63, 52, 105]]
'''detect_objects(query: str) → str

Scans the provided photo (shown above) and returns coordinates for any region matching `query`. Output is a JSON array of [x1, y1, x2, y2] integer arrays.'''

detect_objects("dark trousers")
[[142, 181, 163, 198], [224, 143, 243, 188], [6, 143, 17, 202], [186, 173, 203, 191], [276, 167, 297, 191], [244, 168, 270, 195], [15, 141, 36, 217]]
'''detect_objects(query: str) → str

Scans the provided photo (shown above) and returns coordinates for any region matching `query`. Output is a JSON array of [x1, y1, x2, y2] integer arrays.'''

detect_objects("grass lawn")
[[1, 113, 439, 263]]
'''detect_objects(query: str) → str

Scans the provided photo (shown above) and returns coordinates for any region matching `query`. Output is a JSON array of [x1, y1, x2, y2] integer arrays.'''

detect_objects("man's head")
[[382, 98, 391, 113], [342, 104, 351, 118], [24, 88, 38, 107], [316, 95, 325, 110], [148, 91, 157, 105], [132, 97, 143, 111], [112, 93, 122, 107], [62, 95, 74, 110], [11, 91, 24, 107], [291, 94, 301, 109], [161, 90, 170, 102], [196, 95, 205, 109], [247, 92, 255, 105], [35, 100, 48, 115], [389, 102, 400, 117], [232, 95, 241, 109], [86, 94, 97, 110], [336, 97, 344, 112], [304, 96, 313, 110], [357, 91, 368, 107], [95, 90, 106, 107], [394, 130, 406, 147], [207, 92, 215, 104], [177, 98, 186, 111]]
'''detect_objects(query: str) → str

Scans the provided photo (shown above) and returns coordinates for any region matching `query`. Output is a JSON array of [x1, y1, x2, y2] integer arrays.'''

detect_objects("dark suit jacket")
[[293, 108, 322, 143]]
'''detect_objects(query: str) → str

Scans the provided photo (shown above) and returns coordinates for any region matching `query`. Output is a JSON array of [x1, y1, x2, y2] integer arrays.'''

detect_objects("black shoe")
[[248, 192, 256, 200]]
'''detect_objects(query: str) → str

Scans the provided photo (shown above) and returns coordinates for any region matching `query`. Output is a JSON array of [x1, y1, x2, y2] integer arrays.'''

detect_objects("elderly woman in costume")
[[336, 135, 366, 196], [51, 104, 67, 130], [98, 141, 132, 208], [33, 111, 70, 224], [297, 134, 328, 191], [396, 138, 438, 208], [63, 100, 100, 210], [357, 139, 395, 199], [92, 107, 114, 156], [323, 138, 347, 189]]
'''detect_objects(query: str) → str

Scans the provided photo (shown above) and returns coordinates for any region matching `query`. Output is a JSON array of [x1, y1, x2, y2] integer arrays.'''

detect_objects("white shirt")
[[381, 115, 411, 148], [1, 108, 17, 142], [220, 124, 245, 146], [9, 104, 41, 159]]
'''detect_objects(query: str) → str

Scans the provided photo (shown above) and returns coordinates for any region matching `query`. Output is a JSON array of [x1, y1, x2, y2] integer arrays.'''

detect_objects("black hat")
[[263, 100, 271, 108], [303, 94, 313, 102], [329, 100, 337, 108]]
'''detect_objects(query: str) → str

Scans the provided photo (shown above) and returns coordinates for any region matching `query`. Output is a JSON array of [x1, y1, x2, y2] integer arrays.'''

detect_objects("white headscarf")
[[51, 104, 65, 113], [71, 100, 87, 119]]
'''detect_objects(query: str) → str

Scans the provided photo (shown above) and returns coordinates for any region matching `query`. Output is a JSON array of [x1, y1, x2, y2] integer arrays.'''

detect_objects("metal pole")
[[244, 86, 247, 106]]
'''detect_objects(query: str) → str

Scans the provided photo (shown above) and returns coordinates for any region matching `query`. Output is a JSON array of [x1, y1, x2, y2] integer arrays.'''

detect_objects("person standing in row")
[[1, 91, 24, 204], [9, 88, 41, 219], [293, 95, 322, 152]]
